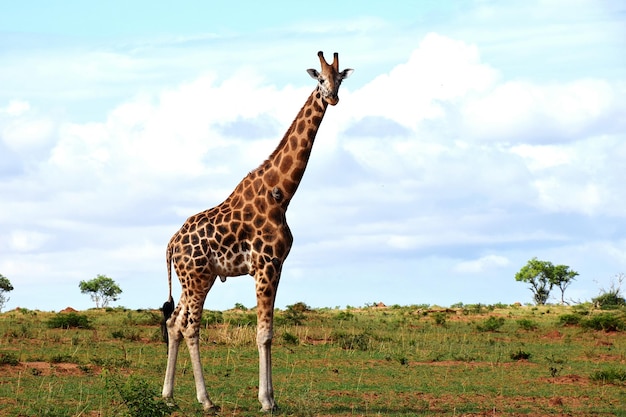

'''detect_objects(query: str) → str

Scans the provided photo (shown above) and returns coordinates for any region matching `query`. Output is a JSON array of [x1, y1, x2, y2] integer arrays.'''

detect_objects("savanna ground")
[[0, 303, 625, 416]]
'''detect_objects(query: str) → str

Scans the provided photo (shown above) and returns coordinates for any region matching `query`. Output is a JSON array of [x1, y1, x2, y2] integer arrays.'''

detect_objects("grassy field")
[[0, 303, 625, 416]]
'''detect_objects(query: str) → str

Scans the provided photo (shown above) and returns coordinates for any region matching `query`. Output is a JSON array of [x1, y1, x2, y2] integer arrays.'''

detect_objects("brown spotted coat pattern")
[[161, 51, 353, 413]]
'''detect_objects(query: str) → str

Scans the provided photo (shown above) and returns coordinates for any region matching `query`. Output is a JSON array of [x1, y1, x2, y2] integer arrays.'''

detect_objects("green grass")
[[0, 304, 625, 416]]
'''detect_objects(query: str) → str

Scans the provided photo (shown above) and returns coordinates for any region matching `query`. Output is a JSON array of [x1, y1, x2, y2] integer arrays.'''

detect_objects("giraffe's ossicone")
[[161, 51, 353, 413]]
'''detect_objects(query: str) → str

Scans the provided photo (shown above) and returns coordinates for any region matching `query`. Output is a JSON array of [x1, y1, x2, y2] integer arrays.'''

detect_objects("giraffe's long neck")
[[228, 88, 328, 210], [265, 88, 328, 203]]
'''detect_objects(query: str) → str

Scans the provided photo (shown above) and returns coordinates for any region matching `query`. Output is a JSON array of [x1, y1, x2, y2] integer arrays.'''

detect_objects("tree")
[[0, 274, 14, 312], [552, 264, 579, 305], [79, 274, 122, 308], [515, 258, 578, 305]]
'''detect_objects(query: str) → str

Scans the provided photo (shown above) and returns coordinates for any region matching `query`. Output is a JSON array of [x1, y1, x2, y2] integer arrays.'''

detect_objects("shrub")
[[590, 367, 626, 384], [335, 311, 355, 321], [111, 330, 125, 339], [466, 304, 487, 314], [582, 313, 625, 332], [282, 302, 310, 326], [227, 313, 257, 327], [0, 352, 19, 366], [111, 329, 141, 341], [432, 312, 447, 326], [558, 314, 582, 326], [124, 310, 162, 326], [202, 310, 224, 326], [91, 357, 131, 368], [114, 376, 172, 417], [332, 331, 371, 351], [288, 302, 311, 313], [49, 354, 72, 364], [7, 323, 32, 339], [281, 332, 299, 345], [510, 349, 532, 361], [516, 319, 538, 331], [476, 317, 505, 332], [592, 274, 626, 310], [46, 313, 92, 329], [592, 291, 626, 310]]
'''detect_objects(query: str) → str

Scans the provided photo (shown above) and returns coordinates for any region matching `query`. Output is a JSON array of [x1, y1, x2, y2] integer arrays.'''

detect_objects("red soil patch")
[[542, 330, 563, 339], [60, 306, 78, 313], [0, 361, 101, 377]]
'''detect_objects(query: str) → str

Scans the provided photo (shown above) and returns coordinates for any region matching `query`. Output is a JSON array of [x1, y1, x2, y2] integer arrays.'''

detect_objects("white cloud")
[[510, 144, 572, 171], [0, 100, 55, 153], [511, 134, 626, 216], [1, 100, 30, 116], [8, 230, 50, 252], [462, 79, 616, 143], [348, 33, 499, 131], [454, 255, 510, 273]]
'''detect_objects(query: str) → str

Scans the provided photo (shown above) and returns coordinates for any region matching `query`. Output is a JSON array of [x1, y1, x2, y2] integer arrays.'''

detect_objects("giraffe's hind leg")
[[162, 303, 182, 404], [162, 299, 219, 413]]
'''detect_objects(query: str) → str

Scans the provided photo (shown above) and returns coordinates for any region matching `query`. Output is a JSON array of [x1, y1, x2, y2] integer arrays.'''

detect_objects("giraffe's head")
[[307, 51, 353, 106]]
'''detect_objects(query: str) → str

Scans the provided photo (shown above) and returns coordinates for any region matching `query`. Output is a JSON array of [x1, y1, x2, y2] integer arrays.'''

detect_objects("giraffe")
[[161, 51, 353, 413]]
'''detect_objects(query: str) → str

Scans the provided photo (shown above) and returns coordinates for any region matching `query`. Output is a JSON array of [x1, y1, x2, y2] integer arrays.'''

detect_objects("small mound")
[[60, 307, 78, 313]]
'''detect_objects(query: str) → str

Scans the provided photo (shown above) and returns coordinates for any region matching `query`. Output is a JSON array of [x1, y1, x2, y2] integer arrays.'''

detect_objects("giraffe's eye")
[[319, 79, 325, 84]]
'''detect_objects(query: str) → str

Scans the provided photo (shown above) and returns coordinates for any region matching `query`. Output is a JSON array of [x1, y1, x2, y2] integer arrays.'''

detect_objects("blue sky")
[[1, 1, 625, 311]]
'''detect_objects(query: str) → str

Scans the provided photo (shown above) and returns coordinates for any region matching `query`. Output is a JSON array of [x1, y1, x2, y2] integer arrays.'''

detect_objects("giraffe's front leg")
[[255, 269, 280, 412], [257, 322, 276, 412]]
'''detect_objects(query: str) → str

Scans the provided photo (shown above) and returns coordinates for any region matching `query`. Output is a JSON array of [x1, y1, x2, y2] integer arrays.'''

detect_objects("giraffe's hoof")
[[204, 404, 221, 415], [163, 397, 177, 408], [260, 404, 279, 413]]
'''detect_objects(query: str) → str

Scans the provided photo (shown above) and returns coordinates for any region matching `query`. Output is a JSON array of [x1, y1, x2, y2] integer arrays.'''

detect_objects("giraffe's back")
[[169, 193, 293, 284]]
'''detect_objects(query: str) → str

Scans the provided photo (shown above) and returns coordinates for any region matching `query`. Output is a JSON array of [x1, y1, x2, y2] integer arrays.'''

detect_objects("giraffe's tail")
[[161, 243, 175, 345]]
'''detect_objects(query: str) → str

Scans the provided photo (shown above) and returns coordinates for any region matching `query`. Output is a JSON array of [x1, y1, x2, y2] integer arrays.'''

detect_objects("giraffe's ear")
[[307, 69, 320, 79], [341, 69, 354, 79]]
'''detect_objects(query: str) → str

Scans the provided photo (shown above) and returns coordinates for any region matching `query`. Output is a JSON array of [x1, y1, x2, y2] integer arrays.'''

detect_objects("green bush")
[[558, 314, 582, 326], [592, 291, 626, 310], [335, 311, 355, 321], [510, 349, 532, 361], [227, 313, 257, 327], [582, 313, 625, 332], [91, 357, 131, 368], [332, 331, 371, 351], [516, 319, 538, 331], [123, 310, 162, 326], [590, 367, 626, 384], [111, 329, 141, 341], [432, 312, 447, 326], [0, 351, 19, 366], [46, 312, 92, 329], [281, 332, 299, 345], [282, 302, 311, 326], [465, 304, 488, 315], [114, 376, 172, 417], [476, 317, 505, 332], [49, 354, 72, 364], [202, 310, 224, 326]]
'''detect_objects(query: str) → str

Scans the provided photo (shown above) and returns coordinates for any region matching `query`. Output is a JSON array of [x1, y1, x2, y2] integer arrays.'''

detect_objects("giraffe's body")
[[162, 51, 352, 412]]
